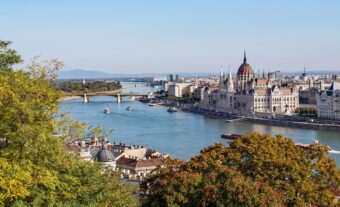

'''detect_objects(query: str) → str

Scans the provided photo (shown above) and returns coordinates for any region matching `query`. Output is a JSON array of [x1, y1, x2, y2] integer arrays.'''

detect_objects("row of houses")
[[64, 138, 168, 181]]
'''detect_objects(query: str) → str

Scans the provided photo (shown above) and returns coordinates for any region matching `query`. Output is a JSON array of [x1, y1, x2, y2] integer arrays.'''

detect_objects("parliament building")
[[201, 53, 299, 116]]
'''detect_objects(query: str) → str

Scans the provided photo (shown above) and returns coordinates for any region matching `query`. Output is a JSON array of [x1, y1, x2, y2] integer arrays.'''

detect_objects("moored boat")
[[167, 107, 178, 112], [104, 108, 110, 114], [221, 133, 241, 139]]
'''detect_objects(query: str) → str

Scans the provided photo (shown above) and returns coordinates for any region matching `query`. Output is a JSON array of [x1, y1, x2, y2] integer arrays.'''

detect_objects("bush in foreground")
[[141, 133, 340, 207]]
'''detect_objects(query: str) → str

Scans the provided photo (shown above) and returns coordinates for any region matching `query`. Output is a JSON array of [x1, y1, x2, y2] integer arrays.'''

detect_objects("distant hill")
[[57, 69, 113, 79]]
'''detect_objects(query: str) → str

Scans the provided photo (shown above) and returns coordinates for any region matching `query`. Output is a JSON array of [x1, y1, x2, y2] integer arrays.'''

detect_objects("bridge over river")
[[73, 92, 148, 103]]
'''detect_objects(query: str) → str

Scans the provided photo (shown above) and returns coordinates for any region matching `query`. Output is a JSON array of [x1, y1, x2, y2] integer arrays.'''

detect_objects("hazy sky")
[[1, 0, 339, 73]]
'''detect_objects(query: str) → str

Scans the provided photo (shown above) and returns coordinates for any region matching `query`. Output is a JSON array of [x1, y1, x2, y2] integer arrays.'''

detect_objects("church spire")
[[243, 50, 247, 63], [262, 69, 265, 79], [227, 65, 234, 92], [220, 65, 223, 77]]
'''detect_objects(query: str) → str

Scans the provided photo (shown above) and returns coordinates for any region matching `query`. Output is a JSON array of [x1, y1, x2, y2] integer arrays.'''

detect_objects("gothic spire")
[[220, 65, 223, 77], [228, 65, 232, 80], [243, 50, 247, 63]]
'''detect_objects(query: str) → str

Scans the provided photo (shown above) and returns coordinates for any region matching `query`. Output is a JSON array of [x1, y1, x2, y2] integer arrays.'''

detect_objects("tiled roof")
[[64, 144, 80, 155], [237, 63, 253, 76], [136, 158, 163, 168], [279, 88, 293, 95], [256, 79, 271, 85], [116, 157, 136, 167], [255, 89, 271, 95], [116, 157, 164, 169]]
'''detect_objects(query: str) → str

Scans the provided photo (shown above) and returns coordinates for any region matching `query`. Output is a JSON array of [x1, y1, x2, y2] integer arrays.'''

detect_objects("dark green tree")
[[0, 40, 21, 73], [141, 133, 340, 207]]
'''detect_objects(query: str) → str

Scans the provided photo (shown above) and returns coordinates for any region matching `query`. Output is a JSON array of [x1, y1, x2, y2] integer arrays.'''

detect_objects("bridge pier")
[[83, 94, 89, 103], [117, 94, 121, 103]]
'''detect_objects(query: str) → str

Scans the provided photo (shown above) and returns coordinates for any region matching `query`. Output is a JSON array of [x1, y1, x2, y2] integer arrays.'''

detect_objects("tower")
[[236, 51, 254, 93], [227, 66, 234, 93]]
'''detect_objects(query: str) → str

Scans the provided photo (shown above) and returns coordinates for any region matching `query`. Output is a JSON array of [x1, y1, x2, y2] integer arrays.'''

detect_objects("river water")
[[59, 82, 340, 164]]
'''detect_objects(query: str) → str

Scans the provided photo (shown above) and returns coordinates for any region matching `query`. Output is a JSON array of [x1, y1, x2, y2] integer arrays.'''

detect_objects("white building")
[[194, 87, 205, 101], [167, 83, 192, 97], [201, 53, 299, 116], [317, 81, 340, 120]]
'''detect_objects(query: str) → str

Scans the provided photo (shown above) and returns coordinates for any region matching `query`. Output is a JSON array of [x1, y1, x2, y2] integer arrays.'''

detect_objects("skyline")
[[1, 0, 340, 73]]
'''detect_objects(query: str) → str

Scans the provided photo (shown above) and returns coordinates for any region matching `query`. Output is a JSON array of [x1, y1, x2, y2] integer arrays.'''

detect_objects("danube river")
[[59, 82, 340, 164]]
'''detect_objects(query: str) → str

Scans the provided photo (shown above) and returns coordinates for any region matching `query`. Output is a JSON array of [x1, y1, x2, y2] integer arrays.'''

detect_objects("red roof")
[[116, 157, 164, 169]]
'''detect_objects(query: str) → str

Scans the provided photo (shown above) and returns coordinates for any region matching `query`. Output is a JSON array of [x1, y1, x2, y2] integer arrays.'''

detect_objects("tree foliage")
[[0, 40, 21, 72], [141, 133, 340, 207], [0, 40, 136, 206], [295, 107, 317, 116], [53, 80, 122, 94]]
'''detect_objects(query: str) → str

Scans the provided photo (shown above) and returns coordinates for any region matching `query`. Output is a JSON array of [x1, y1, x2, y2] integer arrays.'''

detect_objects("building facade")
[[201, 53, 299, 116], [317, 81, 340, 120], [168, 83, 195, 97]]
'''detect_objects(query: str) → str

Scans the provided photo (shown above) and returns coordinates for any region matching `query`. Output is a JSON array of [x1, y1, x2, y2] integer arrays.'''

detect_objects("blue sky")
[[1, 0, 339, 73]]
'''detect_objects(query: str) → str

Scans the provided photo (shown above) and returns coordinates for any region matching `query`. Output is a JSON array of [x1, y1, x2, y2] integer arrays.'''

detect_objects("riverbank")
[[242, 117, 340, 131], [59, 95, 82, 101], [143, 100, 340, 131]]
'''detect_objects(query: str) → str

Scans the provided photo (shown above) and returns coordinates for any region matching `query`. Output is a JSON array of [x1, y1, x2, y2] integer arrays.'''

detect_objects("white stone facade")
[[168, 83, 192, 97], [200, 54, 299, 116], [317, 82, 340, 120]]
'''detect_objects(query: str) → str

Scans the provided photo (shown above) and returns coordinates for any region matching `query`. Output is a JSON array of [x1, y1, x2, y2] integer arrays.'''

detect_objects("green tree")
[[141, 133, 340, 207], [0, 40, 136, 206], [0, 40, 21, 73]]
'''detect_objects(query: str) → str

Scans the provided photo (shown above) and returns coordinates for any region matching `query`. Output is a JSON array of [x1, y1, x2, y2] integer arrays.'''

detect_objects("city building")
[[332, 74, 340, 81], [317, 81, 340, 120], [194, 87, 205, 101], [94, 144, 116, 170], [299, 79, 324, 104], [175, 74, 179, 81], [168, 83, 193, 97], [167, 74, 174, 82], [116, 157, 163, 181], [200, 52, 299, 116], [64, 139, 168, 181]]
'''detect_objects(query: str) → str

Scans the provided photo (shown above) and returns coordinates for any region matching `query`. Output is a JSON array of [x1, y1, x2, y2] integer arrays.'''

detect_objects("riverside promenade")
[[149, 100, 340, 131]]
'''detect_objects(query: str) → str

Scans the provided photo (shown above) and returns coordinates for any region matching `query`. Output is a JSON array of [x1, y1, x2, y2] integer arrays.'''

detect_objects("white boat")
[[167, 107, 178, 113], [148, 103, 155, 106], [126, 107, 132, 111], [104, 108, 110, 114]]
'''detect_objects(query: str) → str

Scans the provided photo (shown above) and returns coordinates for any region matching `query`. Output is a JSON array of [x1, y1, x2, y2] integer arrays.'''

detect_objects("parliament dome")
[[237, 52, 253, 77]]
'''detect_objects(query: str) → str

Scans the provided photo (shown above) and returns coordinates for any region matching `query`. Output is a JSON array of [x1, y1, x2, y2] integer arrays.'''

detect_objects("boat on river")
[[295, 140, 340, 154], [126, 107, 132, 111], [167, 107, 178, 113], [104, 108, 110, 114], [221, 133, 241, 139]]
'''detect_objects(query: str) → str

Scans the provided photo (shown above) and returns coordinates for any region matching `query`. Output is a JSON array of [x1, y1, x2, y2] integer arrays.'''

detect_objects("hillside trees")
[[0, 40, 136, 206]]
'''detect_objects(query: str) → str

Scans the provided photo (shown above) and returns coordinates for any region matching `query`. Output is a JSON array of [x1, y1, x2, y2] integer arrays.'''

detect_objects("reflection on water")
[[59, 82, 340, 165]]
